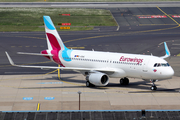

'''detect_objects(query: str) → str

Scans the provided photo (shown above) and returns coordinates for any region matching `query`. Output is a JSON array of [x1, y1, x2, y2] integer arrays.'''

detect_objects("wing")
[[5, 52, 115, 73]]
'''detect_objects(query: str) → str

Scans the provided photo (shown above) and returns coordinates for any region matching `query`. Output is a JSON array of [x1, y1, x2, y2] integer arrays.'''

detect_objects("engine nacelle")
[[86, 72, 109, 86]]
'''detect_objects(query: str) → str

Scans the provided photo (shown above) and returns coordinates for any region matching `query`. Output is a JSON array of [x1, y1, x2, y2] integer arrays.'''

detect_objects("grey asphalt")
[[110, 7, 180, 26]]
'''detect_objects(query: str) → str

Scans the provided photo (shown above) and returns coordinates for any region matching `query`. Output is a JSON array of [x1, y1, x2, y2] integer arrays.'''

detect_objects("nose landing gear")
[[150, 80, 157, 90]]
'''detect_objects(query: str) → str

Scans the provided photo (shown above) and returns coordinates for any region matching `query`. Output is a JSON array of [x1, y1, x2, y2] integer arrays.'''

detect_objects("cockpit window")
[[154, 63, 157, 67], [161, 63, 167, 66], [154, 63, 170, 67]]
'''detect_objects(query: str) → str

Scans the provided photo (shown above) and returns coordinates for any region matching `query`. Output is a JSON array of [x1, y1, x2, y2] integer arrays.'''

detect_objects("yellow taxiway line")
[[156, 6, 180, 26], [37, 103, 40, 111]]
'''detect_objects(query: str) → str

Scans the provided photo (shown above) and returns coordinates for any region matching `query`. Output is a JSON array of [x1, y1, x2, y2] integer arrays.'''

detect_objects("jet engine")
[[86, 72, 109, 86]]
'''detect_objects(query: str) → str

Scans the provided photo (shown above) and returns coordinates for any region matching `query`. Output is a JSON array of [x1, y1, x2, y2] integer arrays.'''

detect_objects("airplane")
[[5, 16, 174, 91]]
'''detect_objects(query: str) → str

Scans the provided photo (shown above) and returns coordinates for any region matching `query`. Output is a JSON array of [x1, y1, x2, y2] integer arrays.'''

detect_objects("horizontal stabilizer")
[[17, 52, 53, 56]]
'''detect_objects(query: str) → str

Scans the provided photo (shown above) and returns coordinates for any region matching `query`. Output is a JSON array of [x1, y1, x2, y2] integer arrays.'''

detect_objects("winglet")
[[5, 52, 15, 66], [161, 42, 170, 59]]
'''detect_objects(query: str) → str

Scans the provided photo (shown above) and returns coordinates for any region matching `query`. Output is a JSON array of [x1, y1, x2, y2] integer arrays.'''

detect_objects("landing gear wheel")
[[120, 79, 124, 85], [124, 78, 129, 85], [154, 86, 157, 90], [150, 86, 157, 91], [86, 81, 94, 87], [120, 78, 129, 85], [150, 80, 157, 91], [86, 81, 90, 87]]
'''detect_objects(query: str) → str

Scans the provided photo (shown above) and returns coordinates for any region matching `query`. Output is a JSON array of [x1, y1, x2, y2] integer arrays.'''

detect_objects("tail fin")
[[43, 16, 65, 51], [42, 16, 72, 66]]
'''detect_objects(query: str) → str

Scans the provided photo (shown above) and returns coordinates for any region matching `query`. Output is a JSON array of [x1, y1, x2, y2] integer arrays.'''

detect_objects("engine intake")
[[86, 72, 109, 86]]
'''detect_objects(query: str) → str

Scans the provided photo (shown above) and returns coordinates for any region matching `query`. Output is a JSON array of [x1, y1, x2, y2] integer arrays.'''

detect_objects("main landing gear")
[[150, 80, 157, 90], [120, 77, 129, 85], [86, 81, 94, 87]]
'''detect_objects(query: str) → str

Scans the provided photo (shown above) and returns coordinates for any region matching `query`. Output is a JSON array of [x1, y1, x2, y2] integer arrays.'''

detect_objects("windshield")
[[154, 63, 170, 67]]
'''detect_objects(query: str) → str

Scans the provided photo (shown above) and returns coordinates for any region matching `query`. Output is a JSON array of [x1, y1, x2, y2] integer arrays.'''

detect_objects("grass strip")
[[0, 8, 117, 32]]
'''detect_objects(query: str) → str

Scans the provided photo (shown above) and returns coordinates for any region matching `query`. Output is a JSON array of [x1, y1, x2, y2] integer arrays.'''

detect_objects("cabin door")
[[142, 58, 150, 72]]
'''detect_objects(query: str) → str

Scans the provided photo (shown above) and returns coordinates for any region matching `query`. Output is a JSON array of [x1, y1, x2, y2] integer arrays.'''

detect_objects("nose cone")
[[164, 67, 174, 79], [169, 67, 174, 77]]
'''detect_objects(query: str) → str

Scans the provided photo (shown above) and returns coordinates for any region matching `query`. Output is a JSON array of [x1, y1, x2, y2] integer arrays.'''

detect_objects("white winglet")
[[5, 52, 15, 66], [161, 42, 171, 59]]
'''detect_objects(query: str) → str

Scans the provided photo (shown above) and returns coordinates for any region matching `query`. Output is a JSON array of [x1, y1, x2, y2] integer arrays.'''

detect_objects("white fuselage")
[[59, 49, 174, 80]]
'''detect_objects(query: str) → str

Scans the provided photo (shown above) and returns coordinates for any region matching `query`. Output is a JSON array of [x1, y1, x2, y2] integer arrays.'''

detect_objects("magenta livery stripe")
[[46, 33, 61, 50], [41, 50, 50, 60], [46, 33, 65, 67]]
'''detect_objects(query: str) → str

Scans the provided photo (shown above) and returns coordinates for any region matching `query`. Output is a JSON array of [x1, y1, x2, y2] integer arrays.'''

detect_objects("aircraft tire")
[[154, 86, 157, 90], [120, 79, 124, 85], [86, 81, 95, 87], [124, 78, 129, 85], [150, 86, 157, 91], [86, 81, 90, 87], [120, 78, 129, 85]]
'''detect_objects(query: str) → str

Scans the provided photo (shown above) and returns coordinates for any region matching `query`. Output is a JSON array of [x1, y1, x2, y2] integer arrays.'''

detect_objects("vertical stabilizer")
[[42, 16, 68, 67], [43, 16, 65, 51]]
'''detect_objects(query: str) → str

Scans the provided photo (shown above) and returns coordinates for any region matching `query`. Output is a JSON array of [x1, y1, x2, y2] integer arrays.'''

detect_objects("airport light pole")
[[78, 91, 82, 110]]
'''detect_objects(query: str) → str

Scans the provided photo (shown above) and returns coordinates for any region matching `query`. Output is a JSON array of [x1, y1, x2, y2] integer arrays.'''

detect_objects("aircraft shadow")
[[21, 76, 180, 92], [19, 86, 86, 89]]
